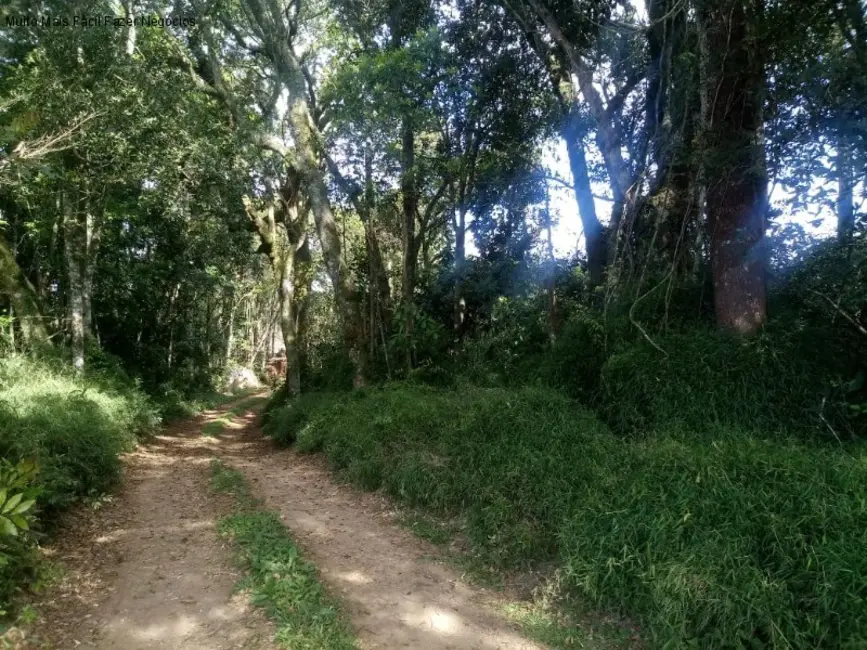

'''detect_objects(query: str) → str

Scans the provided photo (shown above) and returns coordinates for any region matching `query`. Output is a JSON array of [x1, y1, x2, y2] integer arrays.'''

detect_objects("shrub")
[[0, 459, 40, 615], [599, 323, 864, 441], [542, 314, 608, 400], [265, 384, 867, 648], [0, 355, 158, 609]]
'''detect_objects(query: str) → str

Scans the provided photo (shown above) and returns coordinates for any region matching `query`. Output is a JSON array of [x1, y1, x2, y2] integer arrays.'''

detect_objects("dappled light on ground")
[[29, 398, 278, 650]]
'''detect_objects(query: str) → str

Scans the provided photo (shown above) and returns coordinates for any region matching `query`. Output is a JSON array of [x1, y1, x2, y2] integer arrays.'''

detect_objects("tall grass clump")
[[265, 384, 867, 648], [0, 354, 158, 609]]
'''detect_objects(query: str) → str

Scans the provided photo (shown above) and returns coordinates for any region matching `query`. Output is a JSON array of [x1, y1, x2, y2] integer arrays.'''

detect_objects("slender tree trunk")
[[562, 107, 606, 284], [82, 203, 102, 336], [166, 283, 180, 370], [453, 205, 467, 335], [122, 0, 136, 55], [63, 189, 86, 372], [698, 0, 767, 335], [226, 295, 237, 365], [837, 124, 855, 244], [400, 117, 417, 371], [0, 238, 50, 347]]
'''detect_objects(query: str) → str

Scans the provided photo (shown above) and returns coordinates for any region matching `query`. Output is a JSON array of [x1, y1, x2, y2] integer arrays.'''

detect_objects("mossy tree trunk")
[[0, 238, 50, 348]]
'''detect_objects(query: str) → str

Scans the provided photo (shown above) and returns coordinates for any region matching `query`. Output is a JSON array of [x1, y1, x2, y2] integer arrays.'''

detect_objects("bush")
[[454, 296, 550, 387], [542, 314, 608, 400], [0, 355, 158, 609], [302, 343, 355, 392], [265, 384, 867, 648], [599, 323, 864, 441]]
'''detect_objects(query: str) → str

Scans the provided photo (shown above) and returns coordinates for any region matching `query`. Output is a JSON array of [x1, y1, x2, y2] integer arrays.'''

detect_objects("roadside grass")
[[264, 384, 867, 649], [202, 417, 232, 437], [209, 460, 357, 650], [156, 387, 260, 422], [228, 395, 267, 417]]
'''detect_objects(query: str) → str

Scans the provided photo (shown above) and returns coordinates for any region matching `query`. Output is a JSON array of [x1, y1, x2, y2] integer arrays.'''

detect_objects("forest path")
[[30, 398, 280, 650], [33, 396, 543, 650]]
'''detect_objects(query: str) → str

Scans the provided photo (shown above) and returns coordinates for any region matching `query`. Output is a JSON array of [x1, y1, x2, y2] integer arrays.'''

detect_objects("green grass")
[[202, 417, 232, 437], [209, 460, 357, 650], [265, 384, 867, 649], [396, 510, 456, 547], [155, 387, 259, 421], [598, 324, 864, 441], [503, 601, 636, 649], [201, 395, 266, 437], [228, 395, 267, 417]]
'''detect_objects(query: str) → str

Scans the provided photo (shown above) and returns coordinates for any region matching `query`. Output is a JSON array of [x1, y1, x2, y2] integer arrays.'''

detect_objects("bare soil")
[[29, 398, 543, 650]]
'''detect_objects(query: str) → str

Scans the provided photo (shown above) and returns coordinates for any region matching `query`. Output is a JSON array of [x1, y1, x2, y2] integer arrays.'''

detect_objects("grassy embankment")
[[264, 370, 867, 648]]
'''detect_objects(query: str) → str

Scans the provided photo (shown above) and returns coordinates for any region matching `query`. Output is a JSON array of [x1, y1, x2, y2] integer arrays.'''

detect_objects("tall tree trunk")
[[698, 0, 767, 335], [278, 240, 301, 395], [0, 238, 50, 347], [837, 124, 855, 244], [645, 0, 684, 175], [524, 0, 635, 267], [82, 202, 102, 336], [242, 0, 367, 386], [453, 205, 467, 335], [246, 178, 314, 395], [63, 189, 86, 371], [286, 95, 366, 386], [362, 145, 392, 332], [400, 117, 417, 371], [562, 107, 606, 284]]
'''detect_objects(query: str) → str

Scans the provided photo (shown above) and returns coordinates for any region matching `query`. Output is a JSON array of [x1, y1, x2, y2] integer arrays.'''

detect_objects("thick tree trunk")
[[698, 0, 767, 335], [362, 146, 392, 334], [0, 238, 50, 347], [278, 243, 301, 395], [242, 0, 367, 386], [286, 96, 366, 386], [246, 177, 314, 395]]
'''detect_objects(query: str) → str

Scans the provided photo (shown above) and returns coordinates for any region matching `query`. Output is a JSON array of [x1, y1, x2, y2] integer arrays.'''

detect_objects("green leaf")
[[0, 489, 6, 509], [10, 514, 29, 531], [0, 516, 18, 537], [2, 492, 22, 514], [14, 499, 35, 515]]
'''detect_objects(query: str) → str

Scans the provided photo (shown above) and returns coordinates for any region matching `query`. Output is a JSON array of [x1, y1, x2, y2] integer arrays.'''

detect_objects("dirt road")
[[31, 398, 541, 650]]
